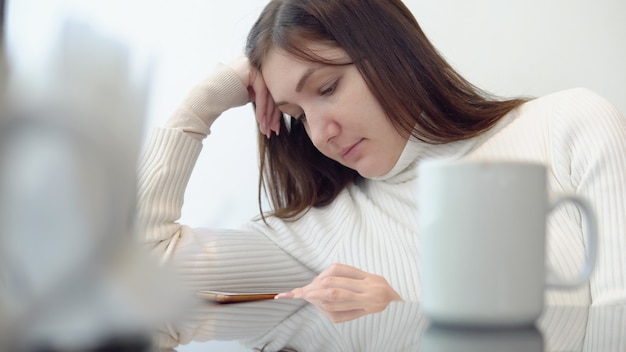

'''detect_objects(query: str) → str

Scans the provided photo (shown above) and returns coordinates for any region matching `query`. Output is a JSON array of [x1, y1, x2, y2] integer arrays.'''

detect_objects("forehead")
[[261, 44, 350, 94], [261, 43, 349, 75]]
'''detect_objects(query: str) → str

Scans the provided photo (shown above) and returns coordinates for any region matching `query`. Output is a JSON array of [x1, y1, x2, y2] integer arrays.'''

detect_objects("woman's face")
[[261, 44, 408, 178]]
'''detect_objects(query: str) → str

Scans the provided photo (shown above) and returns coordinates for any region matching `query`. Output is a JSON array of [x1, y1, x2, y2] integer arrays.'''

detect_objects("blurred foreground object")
[[0, 10, 181, 351]]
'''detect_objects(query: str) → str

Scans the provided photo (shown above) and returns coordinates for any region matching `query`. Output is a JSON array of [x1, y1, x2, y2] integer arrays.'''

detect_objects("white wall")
[[410, 0, 626, 109], [5, 0, 625, 351]]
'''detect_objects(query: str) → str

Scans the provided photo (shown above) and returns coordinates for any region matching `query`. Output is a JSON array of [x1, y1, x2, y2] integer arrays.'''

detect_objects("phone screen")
[[198, 290, 278, 304]]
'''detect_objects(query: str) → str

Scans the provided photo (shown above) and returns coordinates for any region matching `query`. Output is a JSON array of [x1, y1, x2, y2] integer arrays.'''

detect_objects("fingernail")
[[274, 292, 295, 299]]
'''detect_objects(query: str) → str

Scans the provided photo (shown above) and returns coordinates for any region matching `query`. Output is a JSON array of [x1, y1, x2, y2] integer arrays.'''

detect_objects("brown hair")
[[246, 0, 527, 220]]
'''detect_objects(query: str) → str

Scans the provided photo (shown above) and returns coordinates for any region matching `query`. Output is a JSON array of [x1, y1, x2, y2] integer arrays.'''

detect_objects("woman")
[[138, 0, 626, 348]]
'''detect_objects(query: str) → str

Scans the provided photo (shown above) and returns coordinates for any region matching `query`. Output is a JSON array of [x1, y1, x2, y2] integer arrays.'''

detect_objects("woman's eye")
[[321, 80, 338, 96]]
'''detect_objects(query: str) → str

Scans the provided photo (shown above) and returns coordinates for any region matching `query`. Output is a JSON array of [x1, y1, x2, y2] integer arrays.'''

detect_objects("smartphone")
[[198, 290, 278, 304]]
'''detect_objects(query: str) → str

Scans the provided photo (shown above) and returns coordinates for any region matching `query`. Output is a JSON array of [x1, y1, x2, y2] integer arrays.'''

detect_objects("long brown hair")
[[245, 0, 526, 220]]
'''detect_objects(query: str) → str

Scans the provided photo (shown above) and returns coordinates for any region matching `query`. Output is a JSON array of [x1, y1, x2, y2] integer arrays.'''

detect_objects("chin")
[[355, 165, 390, 179], [342, 158, 392, 179]]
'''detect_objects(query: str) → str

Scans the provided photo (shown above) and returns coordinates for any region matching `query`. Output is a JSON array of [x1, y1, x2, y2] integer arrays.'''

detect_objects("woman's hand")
[[275, 263, 403, 323], [228, 56, 282, 138]]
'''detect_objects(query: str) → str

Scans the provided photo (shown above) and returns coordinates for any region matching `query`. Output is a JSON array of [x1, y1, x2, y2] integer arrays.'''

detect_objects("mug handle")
[[546, 194, 598, 289]]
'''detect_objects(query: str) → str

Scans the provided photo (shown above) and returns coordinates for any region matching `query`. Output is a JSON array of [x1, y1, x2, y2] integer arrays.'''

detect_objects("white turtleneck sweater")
[[137, 65, 626, 349]]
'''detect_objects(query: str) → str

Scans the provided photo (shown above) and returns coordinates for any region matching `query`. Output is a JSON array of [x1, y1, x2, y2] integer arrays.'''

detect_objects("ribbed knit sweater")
[[137, 65, 626, 349]]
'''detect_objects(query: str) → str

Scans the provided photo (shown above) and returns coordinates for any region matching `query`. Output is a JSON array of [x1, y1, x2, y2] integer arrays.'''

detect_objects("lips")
[[339, 139, 364, 160]]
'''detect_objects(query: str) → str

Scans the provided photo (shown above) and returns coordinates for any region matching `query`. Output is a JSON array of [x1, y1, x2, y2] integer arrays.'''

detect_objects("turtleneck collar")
[[369, 111, 517, 183]]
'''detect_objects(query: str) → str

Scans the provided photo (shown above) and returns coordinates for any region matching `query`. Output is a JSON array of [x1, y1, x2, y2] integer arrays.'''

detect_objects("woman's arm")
[[136, 63, 315, 347], [550, 88, 626, 304], [276, 263, 404, 323], [137, 64, 248, 254]]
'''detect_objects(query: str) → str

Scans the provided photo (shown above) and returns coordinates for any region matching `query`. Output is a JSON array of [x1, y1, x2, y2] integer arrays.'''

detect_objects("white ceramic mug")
[[417, 160, 597, 327]]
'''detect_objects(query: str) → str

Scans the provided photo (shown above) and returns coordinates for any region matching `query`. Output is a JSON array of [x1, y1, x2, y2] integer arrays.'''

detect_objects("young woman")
[[138, 0, 626, 348]]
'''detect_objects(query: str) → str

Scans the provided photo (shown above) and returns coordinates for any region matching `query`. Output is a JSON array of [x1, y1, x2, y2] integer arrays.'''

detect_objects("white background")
[[5, 0, 625, 351]]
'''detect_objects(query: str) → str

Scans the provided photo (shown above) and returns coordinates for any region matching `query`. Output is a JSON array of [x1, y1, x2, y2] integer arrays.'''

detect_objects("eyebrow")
[[275, 66, 321, 107]]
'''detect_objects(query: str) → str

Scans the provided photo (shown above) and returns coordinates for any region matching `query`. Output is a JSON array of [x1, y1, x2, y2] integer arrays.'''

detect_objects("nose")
[[304, 107, 340, 148]]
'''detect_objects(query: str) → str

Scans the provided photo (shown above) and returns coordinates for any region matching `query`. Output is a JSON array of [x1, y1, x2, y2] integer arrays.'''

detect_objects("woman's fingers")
[[264, 86, 275, 131], [304, 285, 388, 311], [251, 74, 269, 137], [298, 286, 365, 311], [251, 71, 281, 138], [227, 56, 281, 137], [282, 264, 403, 323], [293, 284, 383, 323], [271, 106, 282, 136], [260, 81, 281, 137]]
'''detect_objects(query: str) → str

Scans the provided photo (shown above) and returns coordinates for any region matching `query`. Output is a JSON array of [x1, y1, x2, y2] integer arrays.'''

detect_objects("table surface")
[[192, 300, 625, 352]]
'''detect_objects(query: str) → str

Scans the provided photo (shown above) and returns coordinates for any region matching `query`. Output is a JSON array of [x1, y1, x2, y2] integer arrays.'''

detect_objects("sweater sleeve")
[[136, 70, 316, 347], [163, 63, 249, 140], [138, 63, 248, 249], [549, 88, 626, 305]]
